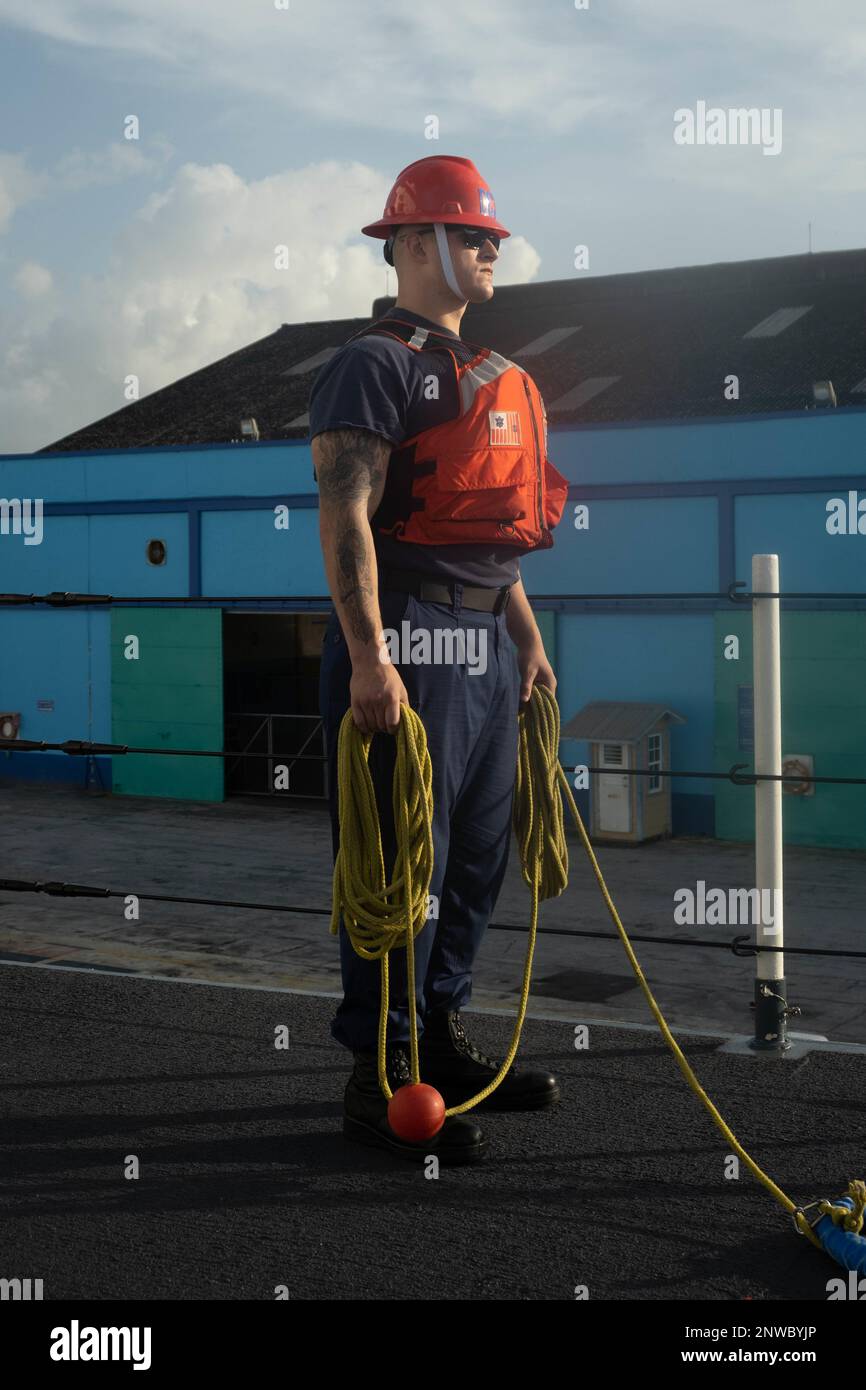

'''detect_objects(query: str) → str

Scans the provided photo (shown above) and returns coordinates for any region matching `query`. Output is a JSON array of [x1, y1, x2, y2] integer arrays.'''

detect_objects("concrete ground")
[[1, 781, 864, 1043], [2, 783, 865, 1304], [0, 963, 863, 1302]]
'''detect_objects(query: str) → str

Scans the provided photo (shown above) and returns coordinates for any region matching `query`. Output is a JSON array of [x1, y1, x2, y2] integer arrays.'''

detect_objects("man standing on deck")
[[310, 156, 569, 1164]]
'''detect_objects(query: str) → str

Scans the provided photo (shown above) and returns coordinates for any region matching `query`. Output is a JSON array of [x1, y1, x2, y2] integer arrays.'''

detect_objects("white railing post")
[[750, 554, 789, 1052]]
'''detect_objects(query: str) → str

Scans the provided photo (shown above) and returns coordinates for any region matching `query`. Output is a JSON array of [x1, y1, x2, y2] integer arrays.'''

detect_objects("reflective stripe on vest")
[[458, 349, 513, 414]]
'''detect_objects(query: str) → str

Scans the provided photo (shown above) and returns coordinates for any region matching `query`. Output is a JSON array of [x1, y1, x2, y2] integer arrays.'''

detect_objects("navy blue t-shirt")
[[307, 307, 520, 587]]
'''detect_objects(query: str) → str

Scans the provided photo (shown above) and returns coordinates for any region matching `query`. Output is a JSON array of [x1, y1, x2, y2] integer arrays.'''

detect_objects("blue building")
[[2, 248, 865, 846]]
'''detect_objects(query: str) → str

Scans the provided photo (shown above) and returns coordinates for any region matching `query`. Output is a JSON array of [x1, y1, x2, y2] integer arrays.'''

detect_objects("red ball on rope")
[[388, 1083, 446, 1141]]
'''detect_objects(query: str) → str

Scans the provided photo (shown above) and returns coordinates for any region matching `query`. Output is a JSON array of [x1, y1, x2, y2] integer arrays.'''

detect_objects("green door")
[[714, 610, 866, 848], [111, 607, 224, 801]]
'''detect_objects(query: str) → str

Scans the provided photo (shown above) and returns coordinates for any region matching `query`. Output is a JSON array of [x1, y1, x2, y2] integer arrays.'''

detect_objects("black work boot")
[[343, 1042, 488, 1165], [418, 1009, 560, 1111]]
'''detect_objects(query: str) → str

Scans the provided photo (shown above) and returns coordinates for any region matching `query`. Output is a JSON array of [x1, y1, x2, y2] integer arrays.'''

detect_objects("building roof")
[[561, 701, 687, 742], [37, 246, 866, 454]]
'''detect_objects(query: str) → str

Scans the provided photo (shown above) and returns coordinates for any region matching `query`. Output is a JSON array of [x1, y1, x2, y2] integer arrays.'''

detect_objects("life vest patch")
[[489, 409, 521, 446]]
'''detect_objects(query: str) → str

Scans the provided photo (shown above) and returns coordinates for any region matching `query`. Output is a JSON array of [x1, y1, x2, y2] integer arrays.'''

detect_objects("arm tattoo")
[[335, 521, 376, 643], [314, 430, 390, 645], [315, 429, 388, 506]]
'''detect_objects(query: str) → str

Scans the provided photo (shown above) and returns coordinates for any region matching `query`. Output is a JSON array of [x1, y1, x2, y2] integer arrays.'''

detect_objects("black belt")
[[378, 566, 513, 615]]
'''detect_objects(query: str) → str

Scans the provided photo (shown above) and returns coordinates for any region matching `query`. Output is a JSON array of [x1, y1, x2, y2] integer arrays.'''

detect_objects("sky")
[[1, 0, 865, 455]]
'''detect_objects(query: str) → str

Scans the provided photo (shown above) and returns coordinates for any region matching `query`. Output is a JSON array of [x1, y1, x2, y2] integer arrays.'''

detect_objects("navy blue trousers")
[[319, 586, 521, 1053]]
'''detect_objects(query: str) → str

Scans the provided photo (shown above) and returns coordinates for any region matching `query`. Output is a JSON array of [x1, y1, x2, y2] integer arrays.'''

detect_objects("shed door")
[[597, 742, 631, 833]]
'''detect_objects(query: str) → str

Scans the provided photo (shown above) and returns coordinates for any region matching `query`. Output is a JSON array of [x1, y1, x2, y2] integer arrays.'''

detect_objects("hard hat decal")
[[489, 410, 522, 446], [479, 188, 496, 217]]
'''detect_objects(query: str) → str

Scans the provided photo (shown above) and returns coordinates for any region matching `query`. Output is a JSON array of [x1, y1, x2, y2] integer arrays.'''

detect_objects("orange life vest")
[[348, 316, 569, 553]]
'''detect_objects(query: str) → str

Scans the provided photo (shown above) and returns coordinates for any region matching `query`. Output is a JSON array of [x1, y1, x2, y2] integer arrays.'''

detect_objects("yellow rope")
[[331, 694, 545, 1113], [331, 682, 852, 1251]]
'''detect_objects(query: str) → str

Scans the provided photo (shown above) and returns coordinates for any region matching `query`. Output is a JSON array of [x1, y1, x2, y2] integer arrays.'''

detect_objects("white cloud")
[[13, 260, 53, 296], [3, 0, 865, 144], [55, 137, 175, 192], [2, 0, 863, 190], [620, 0, 866, 73], [494, 235, 540, 285], [0, 138, 176, 240], [0, 157, 542, 453], [3, 0, 866, 451], [0, 152, 47, 234], [613, 0, 866, 197], [0, 0, 650, 134]]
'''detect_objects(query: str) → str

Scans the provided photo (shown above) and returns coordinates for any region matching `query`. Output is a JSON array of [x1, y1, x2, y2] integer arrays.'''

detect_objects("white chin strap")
[[433, 221, 466, 301]]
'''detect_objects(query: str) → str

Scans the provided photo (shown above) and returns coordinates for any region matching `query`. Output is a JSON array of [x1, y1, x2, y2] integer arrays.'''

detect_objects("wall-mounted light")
[[811, 380, 837, 407], [0, 712, 21, 740]]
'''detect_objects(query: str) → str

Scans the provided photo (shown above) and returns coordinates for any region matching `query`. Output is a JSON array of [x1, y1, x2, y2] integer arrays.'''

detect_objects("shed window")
[[648, 732, 662, 793]]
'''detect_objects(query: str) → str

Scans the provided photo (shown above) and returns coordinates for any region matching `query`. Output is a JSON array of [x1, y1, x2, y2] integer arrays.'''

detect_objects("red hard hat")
[[361, 155, 510, 239]]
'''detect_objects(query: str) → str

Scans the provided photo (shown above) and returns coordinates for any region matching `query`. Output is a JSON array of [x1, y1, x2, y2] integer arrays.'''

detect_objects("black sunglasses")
[[457, 227, 501, 251], [409, 225, 501, 252]]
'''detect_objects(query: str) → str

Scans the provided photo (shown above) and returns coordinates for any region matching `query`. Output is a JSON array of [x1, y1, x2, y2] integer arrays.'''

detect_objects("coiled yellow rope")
[[330, 688, 547, 1115], [331, 681, 855, 1250]]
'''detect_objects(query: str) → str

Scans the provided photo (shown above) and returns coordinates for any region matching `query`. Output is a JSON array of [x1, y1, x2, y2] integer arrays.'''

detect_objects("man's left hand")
[[516, 641, 557, 705]]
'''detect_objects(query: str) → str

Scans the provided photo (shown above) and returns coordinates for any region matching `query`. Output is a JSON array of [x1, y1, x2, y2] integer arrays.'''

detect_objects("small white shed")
[[561, 701, 687, 843]]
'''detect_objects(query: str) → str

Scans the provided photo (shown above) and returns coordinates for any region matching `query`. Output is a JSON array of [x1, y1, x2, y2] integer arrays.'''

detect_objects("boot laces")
[[450, 1012, 504, 1072], [387, 1044, 413, 1087]]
